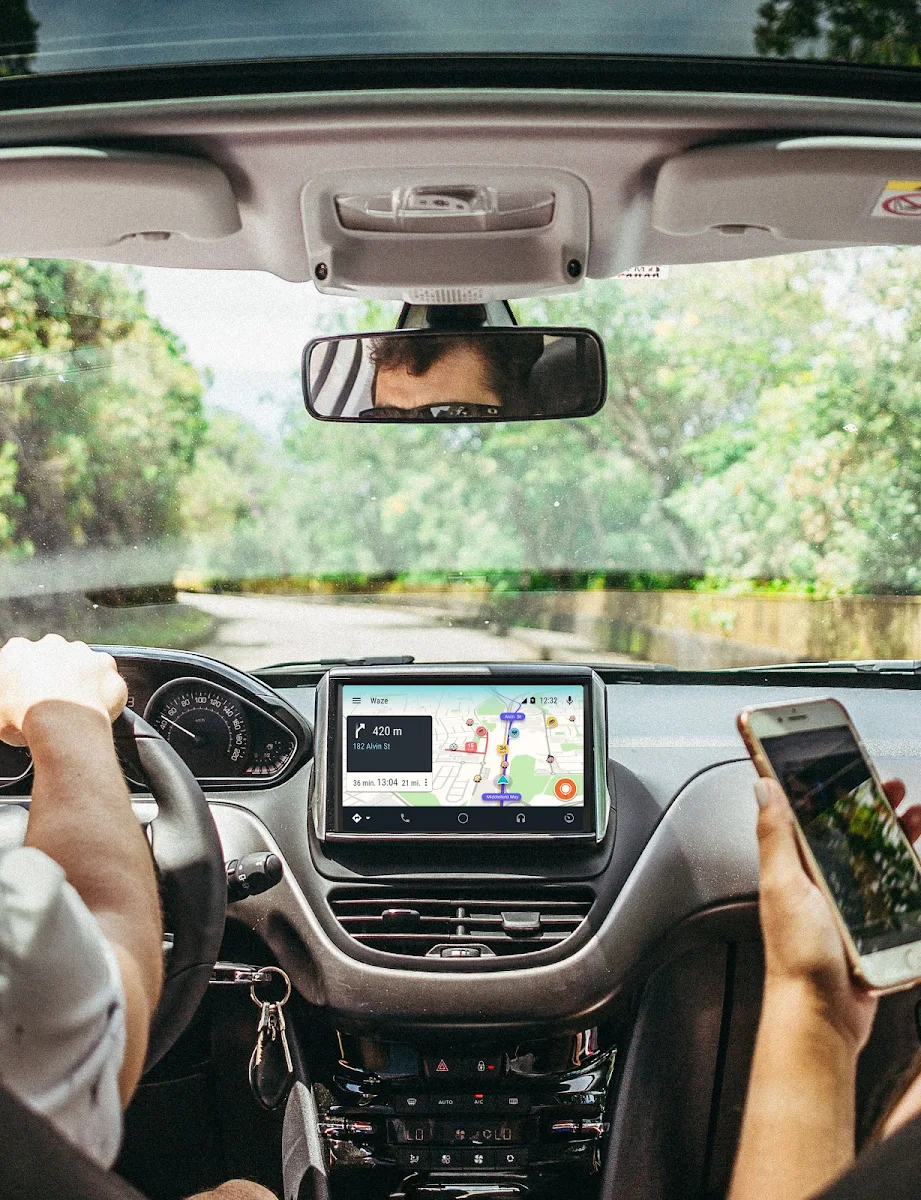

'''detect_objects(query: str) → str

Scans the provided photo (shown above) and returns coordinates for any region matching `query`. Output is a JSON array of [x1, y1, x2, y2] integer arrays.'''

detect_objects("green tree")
[[754, 0, 921, 65], [517, 264, 832, 568], [0, 259, 206, 557], [183, 247, 921, 596], [669, 250, 921, 591], [0, 0, 38, 76]]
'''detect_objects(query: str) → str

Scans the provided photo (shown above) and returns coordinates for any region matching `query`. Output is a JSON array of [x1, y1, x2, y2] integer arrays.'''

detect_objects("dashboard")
[[3, 649, 921, 1199], [0, 647, 313, 793]]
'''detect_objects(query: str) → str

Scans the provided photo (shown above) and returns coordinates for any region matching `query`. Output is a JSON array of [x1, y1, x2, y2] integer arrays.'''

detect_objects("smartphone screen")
[[760, 723, 921, 955]]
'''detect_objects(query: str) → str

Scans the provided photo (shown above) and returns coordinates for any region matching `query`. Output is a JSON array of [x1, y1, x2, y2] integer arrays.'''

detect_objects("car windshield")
[[3, 248, 921, 671], [2, 0, 921, 74]]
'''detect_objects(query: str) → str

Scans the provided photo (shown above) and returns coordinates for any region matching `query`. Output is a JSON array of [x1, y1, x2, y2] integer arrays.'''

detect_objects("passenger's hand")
[[754, 776, 892, 1052], [0, 635, 127, 746]]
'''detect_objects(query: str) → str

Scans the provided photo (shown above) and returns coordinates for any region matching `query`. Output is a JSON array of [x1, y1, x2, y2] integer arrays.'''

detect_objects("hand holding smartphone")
[[739, 697, 921, 993]]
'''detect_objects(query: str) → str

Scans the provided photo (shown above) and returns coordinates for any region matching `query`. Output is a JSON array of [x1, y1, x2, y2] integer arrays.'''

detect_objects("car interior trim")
[[7, 55, 921, 111]]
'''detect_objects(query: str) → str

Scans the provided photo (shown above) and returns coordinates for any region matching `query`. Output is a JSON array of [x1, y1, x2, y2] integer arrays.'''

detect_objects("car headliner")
[[2, 85, 921, 287]]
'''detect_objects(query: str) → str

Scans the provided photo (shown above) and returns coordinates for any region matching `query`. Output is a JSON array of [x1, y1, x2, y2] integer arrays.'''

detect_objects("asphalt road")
[[179, 592, 542, 672]]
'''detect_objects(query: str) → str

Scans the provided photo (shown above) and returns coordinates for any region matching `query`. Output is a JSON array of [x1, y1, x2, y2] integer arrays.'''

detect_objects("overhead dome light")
[[302, 167, 589, 301], [335, 184, 555, 234]]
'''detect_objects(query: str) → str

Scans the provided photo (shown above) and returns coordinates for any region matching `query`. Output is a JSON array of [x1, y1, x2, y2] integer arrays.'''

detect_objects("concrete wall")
[[391, 588, 921, 669]]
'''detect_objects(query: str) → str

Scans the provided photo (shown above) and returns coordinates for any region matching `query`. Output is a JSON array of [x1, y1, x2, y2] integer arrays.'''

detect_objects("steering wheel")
[[118, 708, 226, 1071]]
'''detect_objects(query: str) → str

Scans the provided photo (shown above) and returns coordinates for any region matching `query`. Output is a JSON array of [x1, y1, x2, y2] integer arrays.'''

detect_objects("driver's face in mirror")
[[372, 339, 503, 412], [304, 328, 604, 422], [369, 333, 543, 416]]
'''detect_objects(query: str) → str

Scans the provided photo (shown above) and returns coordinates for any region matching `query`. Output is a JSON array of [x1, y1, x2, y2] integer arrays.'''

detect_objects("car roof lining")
[[2, 88, 921, 288]]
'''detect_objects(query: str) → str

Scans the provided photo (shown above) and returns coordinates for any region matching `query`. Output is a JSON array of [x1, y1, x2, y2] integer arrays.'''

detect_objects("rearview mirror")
[[302, 328, 606, 422]]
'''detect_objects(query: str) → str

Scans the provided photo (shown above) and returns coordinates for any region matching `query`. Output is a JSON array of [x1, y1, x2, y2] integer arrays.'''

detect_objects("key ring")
[[250, 965, 291, 1008]]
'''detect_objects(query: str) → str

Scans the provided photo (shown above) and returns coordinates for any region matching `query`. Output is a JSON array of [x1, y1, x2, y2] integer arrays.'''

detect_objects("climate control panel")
[[317, 1031, 614, 1192]]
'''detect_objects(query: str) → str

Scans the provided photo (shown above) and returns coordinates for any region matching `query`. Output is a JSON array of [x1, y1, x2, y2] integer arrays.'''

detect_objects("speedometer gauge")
[[145, 679, 250, 777]]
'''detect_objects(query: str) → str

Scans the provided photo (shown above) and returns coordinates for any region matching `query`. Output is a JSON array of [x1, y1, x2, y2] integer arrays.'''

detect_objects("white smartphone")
[[738, 696, 921, 993]]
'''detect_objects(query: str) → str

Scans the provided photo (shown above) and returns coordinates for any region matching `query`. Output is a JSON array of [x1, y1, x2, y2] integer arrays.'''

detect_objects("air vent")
[[328, 887, 593, 958]]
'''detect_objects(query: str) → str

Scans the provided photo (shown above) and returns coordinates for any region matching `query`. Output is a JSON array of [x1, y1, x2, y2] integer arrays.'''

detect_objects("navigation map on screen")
[[337, 682, 588, 833]]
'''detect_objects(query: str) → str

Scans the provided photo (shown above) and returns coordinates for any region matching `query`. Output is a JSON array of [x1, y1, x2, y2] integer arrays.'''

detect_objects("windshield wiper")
[[258, 655, 416, 671], [733, 660, 921, 673]]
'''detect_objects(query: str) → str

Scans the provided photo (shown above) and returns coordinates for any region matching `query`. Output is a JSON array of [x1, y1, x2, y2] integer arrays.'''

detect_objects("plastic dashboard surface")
[[204, 669, 921, 1034], [5, 651, 921, 1035]]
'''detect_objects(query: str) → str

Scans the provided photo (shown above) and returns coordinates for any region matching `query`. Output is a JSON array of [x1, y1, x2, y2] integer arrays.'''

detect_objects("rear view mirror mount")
[[302, 326, 606, 423]]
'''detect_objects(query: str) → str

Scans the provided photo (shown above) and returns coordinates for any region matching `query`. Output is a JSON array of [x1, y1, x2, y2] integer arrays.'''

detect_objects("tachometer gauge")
[[145, 678, 250, 778], [245, 730, 296, 777]]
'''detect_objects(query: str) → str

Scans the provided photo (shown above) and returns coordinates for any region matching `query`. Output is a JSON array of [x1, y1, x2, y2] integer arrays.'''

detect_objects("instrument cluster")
[[0, 648, 312, 792]]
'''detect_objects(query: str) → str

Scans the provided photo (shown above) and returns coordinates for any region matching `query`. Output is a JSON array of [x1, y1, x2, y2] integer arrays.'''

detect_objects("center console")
[[318, 1029, 614, 1194], [302, 666, 618, 1197]]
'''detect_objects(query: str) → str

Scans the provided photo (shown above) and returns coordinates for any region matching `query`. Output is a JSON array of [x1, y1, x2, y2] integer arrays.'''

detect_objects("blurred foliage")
[[663, 251, 921, 593], [0, 0, 38, 77], [755, 0, 921, 64], [197, 248, 921, 595], [0, 259, 206, 558], [10, 248, 921, 604]]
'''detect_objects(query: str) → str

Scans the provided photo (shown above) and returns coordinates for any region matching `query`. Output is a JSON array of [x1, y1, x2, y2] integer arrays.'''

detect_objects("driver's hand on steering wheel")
[[0, 633, 127, 746]]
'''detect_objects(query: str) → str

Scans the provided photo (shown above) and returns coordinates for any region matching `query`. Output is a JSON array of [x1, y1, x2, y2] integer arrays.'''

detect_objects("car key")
[[248, 966, 295, 1111]]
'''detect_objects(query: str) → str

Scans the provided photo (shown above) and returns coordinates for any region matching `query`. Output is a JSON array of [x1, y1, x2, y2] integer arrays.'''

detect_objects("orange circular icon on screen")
[[554, 778, 577, 800]]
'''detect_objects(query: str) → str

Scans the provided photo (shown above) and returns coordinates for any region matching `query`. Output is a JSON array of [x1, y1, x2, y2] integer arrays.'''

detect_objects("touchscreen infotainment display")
[[334, 682, 590, 834]]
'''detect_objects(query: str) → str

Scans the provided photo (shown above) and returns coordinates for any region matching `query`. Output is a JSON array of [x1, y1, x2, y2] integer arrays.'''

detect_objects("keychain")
[[248, 966, 295, 1111]]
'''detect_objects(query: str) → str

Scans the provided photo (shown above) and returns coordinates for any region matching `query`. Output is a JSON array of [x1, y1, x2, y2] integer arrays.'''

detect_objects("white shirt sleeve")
[[0, 845, 126, 1168]]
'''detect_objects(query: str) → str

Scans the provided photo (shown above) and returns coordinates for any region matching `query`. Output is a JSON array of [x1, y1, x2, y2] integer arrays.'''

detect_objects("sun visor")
[[0, 146, 241, 256], [301, 168, 590, 301], [651, 137, 921, 245]]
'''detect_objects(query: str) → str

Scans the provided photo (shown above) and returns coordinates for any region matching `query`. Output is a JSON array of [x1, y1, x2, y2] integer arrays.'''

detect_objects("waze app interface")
[[339, 683, 587, 833]]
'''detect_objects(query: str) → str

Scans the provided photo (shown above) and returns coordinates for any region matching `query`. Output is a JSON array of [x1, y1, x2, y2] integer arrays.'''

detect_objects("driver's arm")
[[0, 637, 163, 1127]]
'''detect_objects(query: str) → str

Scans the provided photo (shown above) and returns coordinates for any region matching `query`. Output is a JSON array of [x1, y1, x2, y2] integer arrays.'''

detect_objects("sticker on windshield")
[[616, 265, 668, 278], [871, 181, 921, 217]]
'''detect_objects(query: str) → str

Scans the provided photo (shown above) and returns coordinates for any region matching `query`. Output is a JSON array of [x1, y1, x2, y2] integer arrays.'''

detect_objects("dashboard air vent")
[[328, 887, 594, 958]]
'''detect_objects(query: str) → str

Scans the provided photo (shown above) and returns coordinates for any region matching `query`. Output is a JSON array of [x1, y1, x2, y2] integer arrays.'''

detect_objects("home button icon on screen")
[[457, 812, 469, 824]]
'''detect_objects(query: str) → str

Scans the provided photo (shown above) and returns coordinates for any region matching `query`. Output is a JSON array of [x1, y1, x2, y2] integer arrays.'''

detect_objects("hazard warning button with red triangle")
[[422, 1055, 463, 1081]]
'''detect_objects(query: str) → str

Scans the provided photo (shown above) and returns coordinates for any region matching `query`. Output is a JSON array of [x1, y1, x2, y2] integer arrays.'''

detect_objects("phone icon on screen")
[[400, 814, 411, 823]]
